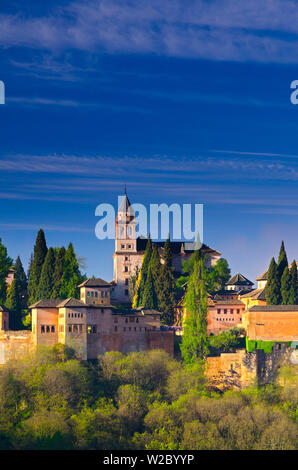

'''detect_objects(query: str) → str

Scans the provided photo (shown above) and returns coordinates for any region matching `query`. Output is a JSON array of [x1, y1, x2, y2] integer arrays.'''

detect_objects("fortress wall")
[[206, 349, 257, 391], [87, 330, 174, 358], [206, 346, 295, 391], [0, 330, 34, 364]]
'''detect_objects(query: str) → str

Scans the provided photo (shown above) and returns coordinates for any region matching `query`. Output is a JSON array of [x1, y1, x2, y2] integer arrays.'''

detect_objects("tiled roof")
[[57, 298, 87, 308], [136, 237, 221, 256], [240, 288, 266, 301], [256, 270, 268, 281], [226, 273, 253, 286], [249, 304, 298, 311], [213, 299, 244, 305], [29, 299, 62, 309], [78, 278, 111, 288]]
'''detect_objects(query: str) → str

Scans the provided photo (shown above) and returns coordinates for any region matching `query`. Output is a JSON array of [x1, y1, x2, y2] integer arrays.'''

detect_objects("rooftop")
[[226, 273, 253, 286], [249, 305, 298, 312], [78, 278, 111, 288]]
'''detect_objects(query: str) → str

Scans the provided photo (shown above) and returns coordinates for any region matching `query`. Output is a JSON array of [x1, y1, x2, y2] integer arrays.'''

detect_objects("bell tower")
[[113, 190, 139, 302], [115, 189, 137, 253]]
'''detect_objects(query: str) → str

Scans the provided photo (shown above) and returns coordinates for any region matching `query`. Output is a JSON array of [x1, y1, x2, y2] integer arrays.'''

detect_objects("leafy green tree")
[[281, 266, 291, 305], [14, 256, 27, 291], [209, 258, 231, 291], [37, 248, 56, 300], [156, 236, 176, 325], [278, 240, 288, 282], [51, 247, 66, 299], [28, 230, 48, 305], [265, 257, 281, 305], [132, 235, 152, 308], [288, 260, 298, 304], [5, 280, 22, 330], [60, 243, 82, 299], [0, 238, 13, 305], [180, 258, 209, 362]]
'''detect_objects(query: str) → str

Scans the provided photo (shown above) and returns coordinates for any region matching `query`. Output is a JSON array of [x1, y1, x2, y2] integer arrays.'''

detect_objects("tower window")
[[124, 266, 128, 272], [125, 289, 129, 296]]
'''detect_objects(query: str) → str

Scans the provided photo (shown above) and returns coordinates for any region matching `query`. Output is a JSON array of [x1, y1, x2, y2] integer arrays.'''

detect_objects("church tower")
[[113, 191, 141, 302]]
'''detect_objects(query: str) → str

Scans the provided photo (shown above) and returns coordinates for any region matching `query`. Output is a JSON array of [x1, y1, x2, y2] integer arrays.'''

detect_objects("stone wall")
[[206, 349, 257, 391], [206, 345, 295, 391], [88, 330, 174, 358], [0, 330, 34, 364]]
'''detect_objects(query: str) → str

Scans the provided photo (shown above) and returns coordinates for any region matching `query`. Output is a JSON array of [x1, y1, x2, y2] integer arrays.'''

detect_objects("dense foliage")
[[0, 347, 296, 450]]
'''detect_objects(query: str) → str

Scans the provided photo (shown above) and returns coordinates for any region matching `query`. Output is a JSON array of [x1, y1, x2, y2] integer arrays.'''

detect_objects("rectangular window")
[[41, 325, 45, 333], [124, 266, 128, 272], [114, 326, 118, 332], [51, 326, 55, 333], [46, 325, 50, 333], [125, 289, 129, 296]]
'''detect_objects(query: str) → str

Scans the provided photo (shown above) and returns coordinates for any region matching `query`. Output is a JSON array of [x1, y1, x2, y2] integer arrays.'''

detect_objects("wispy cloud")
[[1, 1, 298, 63], [0, 152, 298, 209]]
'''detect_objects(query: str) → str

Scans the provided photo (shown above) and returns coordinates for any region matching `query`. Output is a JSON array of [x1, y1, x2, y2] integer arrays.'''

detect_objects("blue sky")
[[1, 0, 298, 285]]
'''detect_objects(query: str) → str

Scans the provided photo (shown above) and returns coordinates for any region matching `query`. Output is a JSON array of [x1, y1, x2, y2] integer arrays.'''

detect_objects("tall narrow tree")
[[265, 257, 281, 305], [5, 280, 22, 330], [14, 256, 27, 291], [142, 266, 158, 309], [51, 246, 66, 298], [288, 260, 298, 304], [180, 258, 209, 362], [156, 236, 176, 325], [277, 240, 288, 282], [60, 243, 81, 299], [0, 238, 13, 305], [281, 266, 291, 305], [37, 247, 56, 300], [132, 235, 152, 307], [28, 229, 48, 304]]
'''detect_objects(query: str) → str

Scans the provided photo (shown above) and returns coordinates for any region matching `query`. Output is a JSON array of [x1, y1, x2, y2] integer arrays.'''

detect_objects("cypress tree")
[[281, 266, 291, 305], [0, 238, 13, 305], [180, 258, 209, 362], [156, 236, 176, 325], [277, 240, 288, 281], [142, 266, 158, 309], [288, 260, 298, 304], [60, 243, 81, 299], [5, 280, 22, 330], [28, 229, 48, 304], [14, 256, 27, 291], [37, 247, 56, 300], [132, 235, 152, 308], [51, 246, 66, 298], [265, 257, 281, 305], [149, 245, 161, 284]]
